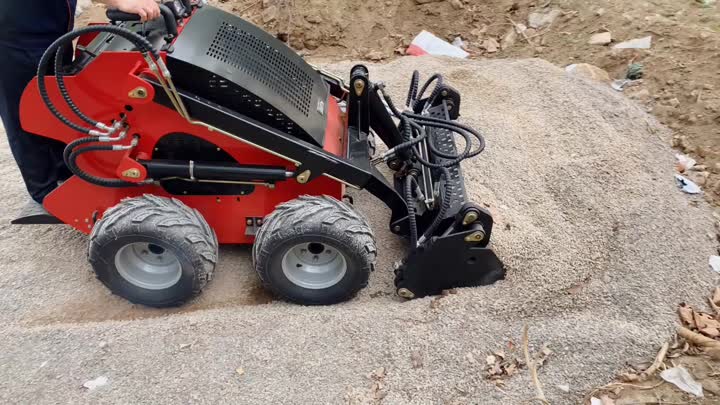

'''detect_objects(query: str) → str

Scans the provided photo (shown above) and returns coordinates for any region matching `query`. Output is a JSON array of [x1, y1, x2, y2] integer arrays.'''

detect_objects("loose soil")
[[1, 55, 718, 404]]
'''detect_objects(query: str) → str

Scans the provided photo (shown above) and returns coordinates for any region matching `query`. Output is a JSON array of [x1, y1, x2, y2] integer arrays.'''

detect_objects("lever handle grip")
[[106, 9, 142, 21]]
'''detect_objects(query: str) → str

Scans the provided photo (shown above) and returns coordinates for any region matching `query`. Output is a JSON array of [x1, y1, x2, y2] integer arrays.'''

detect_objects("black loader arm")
[[346, 65, 505, 299]]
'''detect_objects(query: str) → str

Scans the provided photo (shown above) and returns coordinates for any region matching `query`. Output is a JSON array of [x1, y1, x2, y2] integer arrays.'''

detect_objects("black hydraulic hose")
[[68, 144, 138, 188], [37, 24, 156, 134], [63, 136, 97, 167], [54, 44, 97, 127], [407, 113, 486, 158], [405, 175, 419, 247], [419, 167, 452, 243], [414, 74, 443, 109], [405, 70, 419, 108]]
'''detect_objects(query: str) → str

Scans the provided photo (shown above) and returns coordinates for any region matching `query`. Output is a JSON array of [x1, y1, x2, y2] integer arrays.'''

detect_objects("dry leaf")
[[678, 304, 696, 328], [701, 327, 720, 338], [600, 395, 616, 405], [236, 367, 245, 376], [696, 313, 720, 330], [706, 347, 720, 360], [505, 363, 517, 376], [494, 350, 506, 360], [535, 344, 552, 368]]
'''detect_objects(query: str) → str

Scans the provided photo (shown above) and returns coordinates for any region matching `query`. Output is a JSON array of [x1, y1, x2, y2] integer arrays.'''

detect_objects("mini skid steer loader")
[[16, 0, 505, 307]]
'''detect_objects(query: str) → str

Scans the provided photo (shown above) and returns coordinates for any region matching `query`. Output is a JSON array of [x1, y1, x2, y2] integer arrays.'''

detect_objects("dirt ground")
[[2, 52, 719, 403], [201, 0, 720, 210], [5, 1, 716, 404]]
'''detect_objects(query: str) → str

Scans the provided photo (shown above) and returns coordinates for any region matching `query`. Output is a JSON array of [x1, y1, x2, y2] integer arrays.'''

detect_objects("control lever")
[[106, 3, 178, 38]]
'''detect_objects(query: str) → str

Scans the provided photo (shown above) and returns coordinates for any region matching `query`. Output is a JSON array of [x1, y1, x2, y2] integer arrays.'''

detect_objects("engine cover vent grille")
[[207, 21, 313, 117], [167, 6, 329, 146]]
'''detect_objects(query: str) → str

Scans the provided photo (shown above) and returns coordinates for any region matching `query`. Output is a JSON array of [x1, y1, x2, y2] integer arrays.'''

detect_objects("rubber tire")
[[252, 195, 376, 305], [88, 194, 218, 307]]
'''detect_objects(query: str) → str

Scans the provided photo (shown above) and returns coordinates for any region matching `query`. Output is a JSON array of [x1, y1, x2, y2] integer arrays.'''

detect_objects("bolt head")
[[397, 288, 415, 299]]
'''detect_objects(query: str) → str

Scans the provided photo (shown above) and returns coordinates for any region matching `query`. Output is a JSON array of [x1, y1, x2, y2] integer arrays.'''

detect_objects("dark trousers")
[[0, 43, 72, 203]]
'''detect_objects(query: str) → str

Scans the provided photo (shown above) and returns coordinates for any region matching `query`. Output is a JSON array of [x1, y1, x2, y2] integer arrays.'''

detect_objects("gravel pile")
[[0, 56, 717, 404]]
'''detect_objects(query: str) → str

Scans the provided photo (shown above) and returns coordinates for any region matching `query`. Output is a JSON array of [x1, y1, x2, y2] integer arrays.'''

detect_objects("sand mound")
[[0, 56, 717, 404]]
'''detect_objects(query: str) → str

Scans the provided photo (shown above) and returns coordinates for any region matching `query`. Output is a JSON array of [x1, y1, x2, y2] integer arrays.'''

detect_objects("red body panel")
[[20, 50, 346, 244]]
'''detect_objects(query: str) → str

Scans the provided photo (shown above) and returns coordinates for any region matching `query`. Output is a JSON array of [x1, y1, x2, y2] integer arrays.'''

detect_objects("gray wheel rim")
[[115, 242, 182, 290], [281, 242, 347, 289]]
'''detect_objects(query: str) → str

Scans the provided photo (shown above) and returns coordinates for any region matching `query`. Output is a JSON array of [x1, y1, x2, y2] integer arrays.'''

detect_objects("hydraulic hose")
[[405, 175, 419, 247], [405, 70, 419, 108], [67, 143, 140, 188], [418, 167, 452, 244], [37, 24, 156, 134], [54, 44, 97, 127], [377, 75, 483, 247]]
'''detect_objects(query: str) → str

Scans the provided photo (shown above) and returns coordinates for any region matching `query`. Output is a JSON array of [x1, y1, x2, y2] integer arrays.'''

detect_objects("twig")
[[238, 0, 261, 15], [678, 326, 720, 349], [622, 342, 669, 382], [522, 325, 548, 405], [586, 381, 665, 401], [506, 16, 533, 45]]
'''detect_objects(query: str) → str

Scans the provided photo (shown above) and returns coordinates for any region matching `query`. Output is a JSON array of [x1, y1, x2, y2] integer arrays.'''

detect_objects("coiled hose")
[[37, 24, 156, 134], [377, 72, 485, 245], [37, 25, 157, 187]]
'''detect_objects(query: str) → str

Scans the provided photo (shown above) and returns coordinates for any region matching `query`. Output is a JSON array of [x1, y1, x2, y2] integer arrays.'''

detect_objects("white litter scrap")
[[82, 376, 109, 390], [675, 153, 697, 172], [710, 256, 720, 274], [660, 367, 703, 397], [406, 31, 469, 59], [613, 36, 652, 49], [675, 174, 702, 194]]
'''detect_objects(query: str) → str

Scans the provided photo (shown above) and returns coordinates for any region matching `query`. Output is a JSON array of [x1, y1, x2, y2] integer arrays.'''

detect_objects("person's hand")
[[105, 0, 160, 22]]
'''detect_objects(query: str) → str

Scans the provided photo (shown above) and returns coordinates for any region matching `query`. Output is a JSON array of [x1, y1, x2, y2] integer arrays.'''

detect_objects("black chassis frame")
[[149, 64, 505, 298]]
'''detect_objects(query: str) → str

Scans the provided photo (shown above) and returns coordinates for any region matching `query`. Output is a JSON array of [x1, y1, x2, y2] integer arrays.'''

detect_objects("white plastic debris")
[[451, 37, 466, 50], [675, 174, 702, 194], [590, 397, 602, 405], [406, 31, 469, 59], [660, 367, 703, 397], [613, 36, 652, 49], [710, 256, 720, 274], [82, 376, 109, 390], [675, 153, 697, 172]]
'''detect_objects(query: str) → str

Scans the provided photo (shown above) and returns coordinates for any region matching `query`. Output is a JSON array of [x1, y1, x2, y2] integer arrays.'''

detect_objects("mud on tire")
[[252, 195, 376, 305], [88, 195, 218, 307]]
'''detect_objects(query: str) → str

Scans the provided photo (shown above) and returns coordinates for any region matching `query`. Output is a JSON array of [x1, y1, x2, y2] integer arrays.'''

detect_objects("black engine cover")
[[167, 6, 329, 146]]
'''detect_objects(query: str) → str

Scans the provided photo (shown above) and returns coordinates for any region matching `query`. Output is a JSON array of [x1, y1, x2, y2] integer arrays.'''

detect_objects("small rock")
[[500, 26, 517, 49], [304, 39, 319, 50], [98, 341, 108, 349], [305, 14, 322, 24], [179, 343, 192, 350], [589, 31, 612, 45], [528, 9, 563, 29], [595, 8, 605, 16], [365, 50, 386, 61], [449, 0, 463, 10], [415, 0, 441, 3], [558, 384, 570, 393], [261, 5, 278, 23], [668, 98, 680, 108], [410, 351, 423, 369], [82, 376, 108, 390], [481, 38, 499, 53], [565, 63, 611, 82], [236, 367, 245, 376]]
